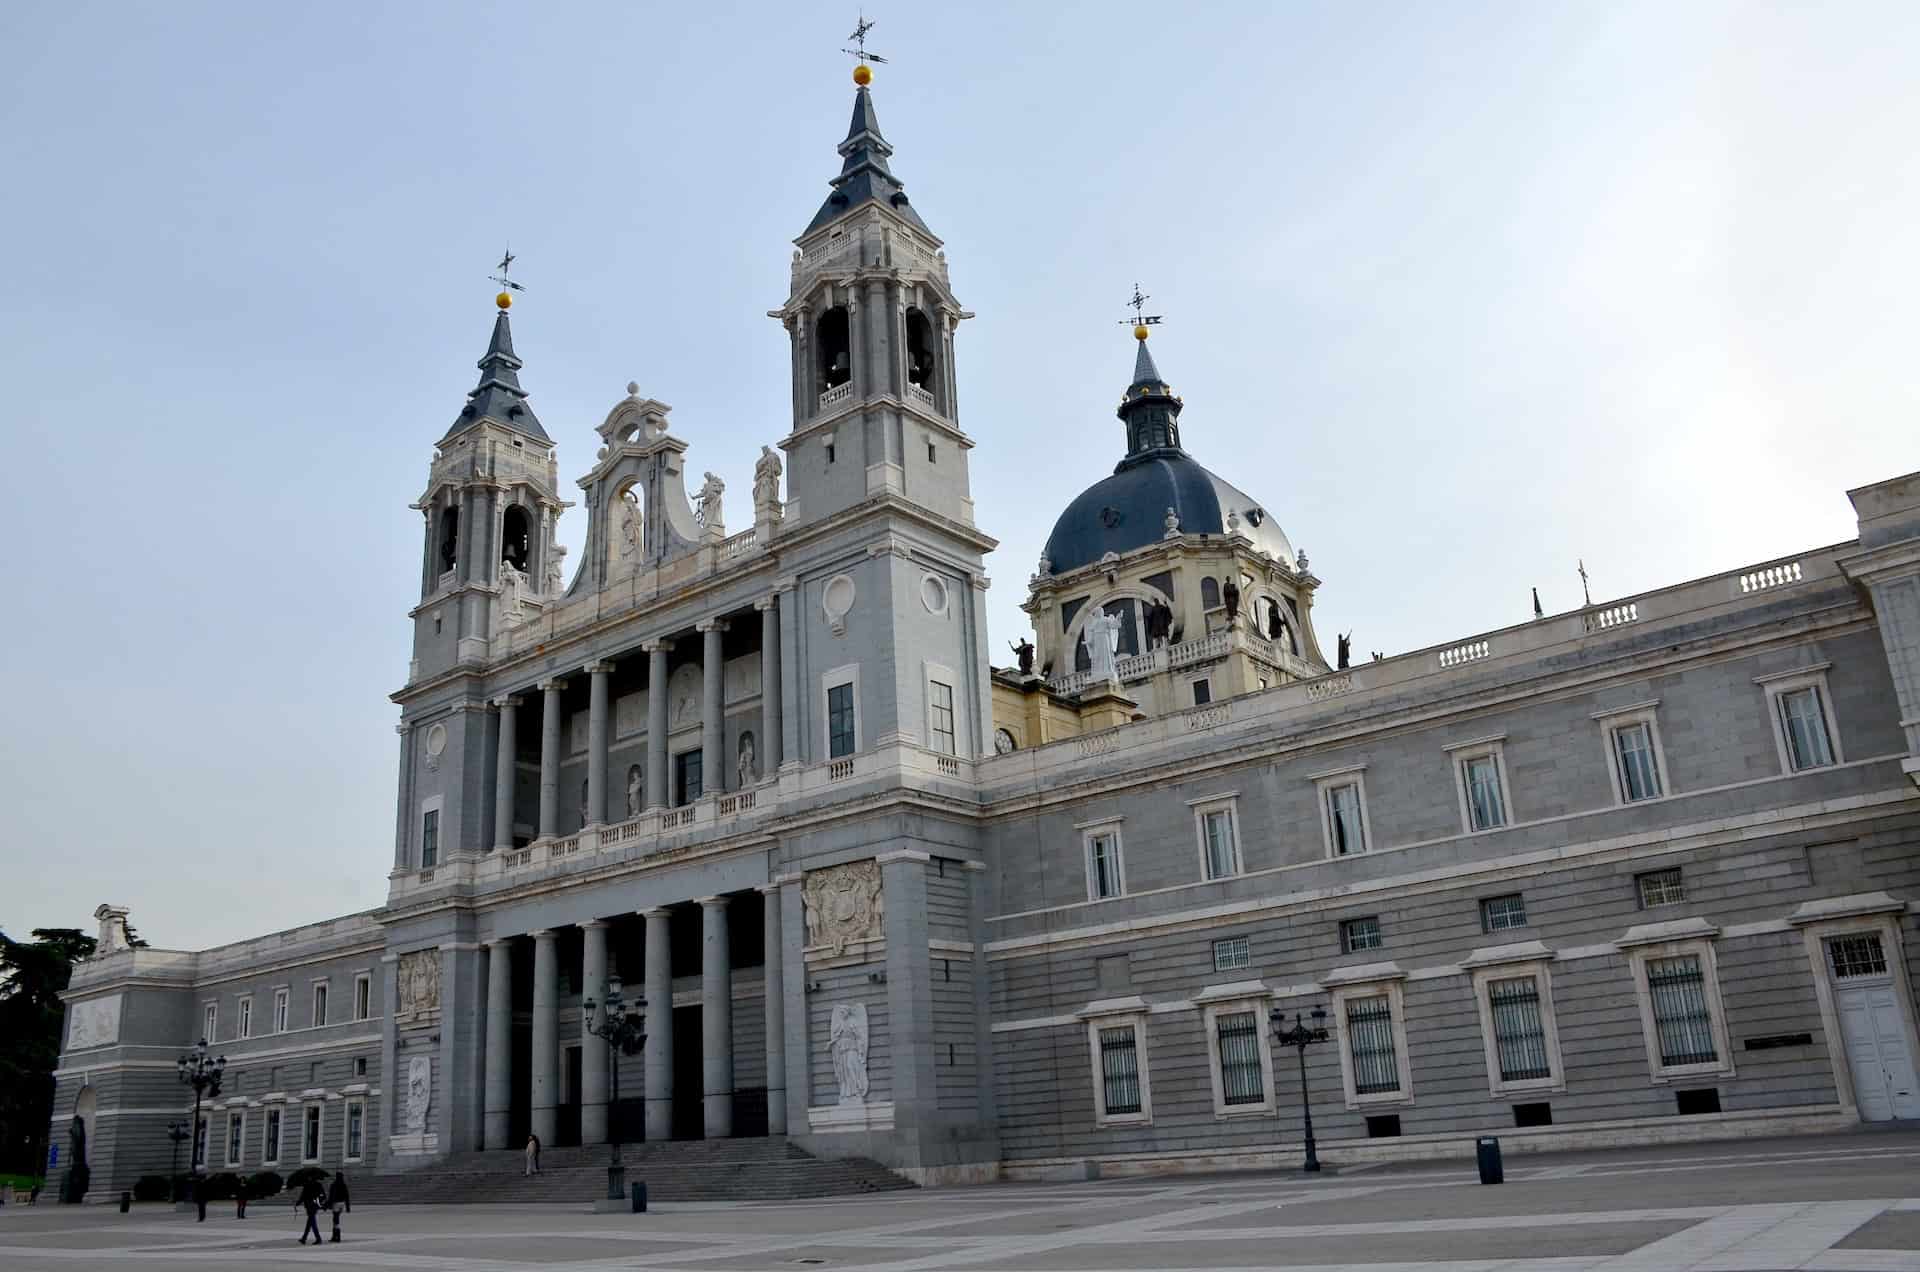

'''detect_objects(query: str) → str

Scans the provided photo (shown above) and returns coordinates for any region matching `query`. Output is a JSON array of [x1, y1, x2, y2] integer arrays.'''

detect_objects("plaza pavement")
[[3, 1130, 1919, 1271]]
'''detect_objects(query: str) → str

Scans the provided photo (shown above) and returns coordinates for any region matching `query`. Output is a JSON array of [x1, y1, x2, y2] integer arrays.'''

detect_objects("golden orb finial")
[[496, 291, 513, 310], [853, 62, 872, 86], [1133, 323, 1149, 341]]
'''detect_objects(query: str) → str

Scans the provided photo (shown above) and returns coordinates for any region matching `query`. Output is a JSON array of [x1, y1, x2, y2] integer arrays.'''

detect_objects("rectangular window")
[[1636, 867, 1685, 909], [929, 680, 956, 756], [828, 682, 856, 758], [1827, 933, 1889, 979], [1341, 916, 1383, 953], [1346, 994, 1402, 1095], [420, 808, 439, 868], [238, 998, 252, 1039], [263, 1109, 281, 1164], [1481, 893, 1528, 933], [1215, 1011, 1266, 1106], [1326, 782, 1366, 855], [303, 1105, 321, 1162], [1087, 831, 1122, 900], [1097, 1025, 1143, 1117], [226, 1112, 244, 1167], [1646, 955, 1718, 1067], [273, 990, 289, 1034], [676, 749, 703, 803], [312, 983, 328, 1028], [346, 1101, 364, 1161], [1191, 678, 1212, 706], [1778, 686, 1835, 770], [1212, 937, 1250, 972], [353, 974, 371, 1021], [1488, 976, 1552, 1082], [1462, 754, 1507, 830], [354, 1056, 368, 1077], [1201, 809, 1237, 880], [1612, 722, 1663, 801], [203, 1003, 217, 1043]]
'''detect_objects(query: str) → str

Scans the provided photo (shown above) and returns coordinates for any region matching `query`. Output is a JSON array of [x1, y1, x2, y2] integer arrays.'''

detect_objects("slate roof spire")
[[804, 81, 934, 237], [450, 295, 548, 442], [1116, 330, 1184, 460]]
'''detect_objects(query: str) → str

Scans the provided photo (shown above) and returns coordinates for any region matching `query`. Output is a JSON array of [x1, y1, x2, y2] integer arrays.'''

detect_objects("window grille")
[[1463, 755, 1507, 830], [1212, 937, 1250, 972], [1216, 1011, 1265, 1105], [1646, 955, 1718, 1066], [1346, 995, 1401, 1095], [1488, 976, 1552, 1081], [1327, 783, 1366, 855], [1778, 686, 1834, 770], [1341, 917, 1382, 953], [1613, 722, 1662, 801], [929, 681, 956, 755], [1636, 868, 1685, 908], [828, 683, 856, 758], [1098, 1025, 1142, 1115], [420, 809, 439, 868], [1828, 934, 1888, 979], [1481, 894, 1527, 932]]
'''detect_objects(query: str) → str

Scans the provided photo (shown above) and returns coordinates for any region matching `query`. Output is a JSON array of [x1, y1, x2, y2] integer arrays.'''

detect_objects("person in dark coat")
[[295, 1174, 325, 1244], [326, 1173, 350, 1243]]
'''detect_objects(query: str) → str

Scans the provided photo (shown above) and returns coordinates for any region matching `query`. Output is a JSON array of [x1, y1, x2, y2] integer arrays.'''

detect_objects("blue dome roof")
[[1043, 451, 1293, 575]]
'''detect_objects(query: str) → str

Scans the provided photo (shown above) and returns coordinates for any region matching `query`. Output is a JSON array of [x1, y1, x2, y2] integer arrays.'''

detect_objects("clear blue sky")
[[3, 3, 1915, 947]]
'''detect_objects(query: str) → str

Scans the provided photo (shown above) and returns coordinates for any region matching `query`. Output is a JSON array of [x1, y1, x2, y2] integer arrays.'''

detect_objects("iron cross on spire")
[[489, 247, 525, 294], [1119, 283, 1163, 330], [843, 13, 889, 65]]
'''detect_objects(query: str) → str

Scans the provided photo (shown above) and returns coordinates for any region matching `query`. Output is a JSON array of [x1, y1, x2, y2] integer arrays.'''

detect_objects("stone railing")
[[907, 383, 936, 409], [718, 527, 758, 562], [660, 806, 697, 830], [1583, 602, 1640, 633], [1113, 651, 1156, 681], [1437, 640, 1491, 669], [818, 381, 854, 412], [1739, 561, 1802, 593], [1168, 632, 1231, 669], [716, 789, 757, 817]]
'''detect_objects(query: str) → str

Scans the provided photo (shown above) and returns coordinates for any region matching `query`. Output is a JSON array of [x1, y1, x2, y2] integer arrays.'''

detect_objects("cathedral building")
[[51, 69, 1920, 1198]]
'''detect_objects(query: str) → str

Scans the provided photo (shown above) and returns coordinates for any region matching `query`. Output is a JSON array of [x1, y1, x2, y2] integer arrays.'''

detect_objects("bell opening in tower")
[[905, 308, 936, 391], [438, 506, 460, 573], [817, 307, 851, 392], [501, 505, 531, 574]]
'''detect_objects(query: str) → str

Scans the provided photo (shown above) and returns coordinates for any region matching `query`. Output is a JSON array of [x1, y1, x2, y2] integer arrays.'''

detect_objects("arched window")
[[438, 506, 460, 573], [1200, 576, 1220, 610], [501, 506, 531, 573], [905, 308, 936, 391], [816, 307, 851, 392]]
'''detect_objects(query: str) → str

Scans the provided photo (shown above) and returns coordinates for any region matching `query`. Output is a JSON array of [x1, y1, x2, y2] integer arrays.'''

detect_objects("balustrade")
[[818, 381, 854, 411], [1739, 561, 1802, 593]]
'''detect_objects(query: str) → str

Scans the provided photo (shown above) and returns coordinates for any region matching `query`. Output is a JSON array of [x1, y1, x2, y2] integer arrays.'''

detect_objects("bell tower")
[[408, 291, 568, 683], [770, 68, 976, 530]]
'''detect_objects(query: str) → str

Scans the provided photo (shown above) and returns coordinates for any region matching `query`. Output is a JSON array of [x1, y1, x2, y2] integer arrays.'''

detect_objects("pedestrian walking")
[[524, 1132, 541, 1175], [326, 1172, 351, 1243], [295, 1174, 325, 1245]]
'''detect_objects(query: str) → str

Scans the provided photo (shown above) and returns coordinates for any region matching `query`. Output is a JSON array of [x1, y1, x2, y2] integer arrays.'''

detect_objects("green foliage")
[[245, 1170, 284, 1199], [131, 1174, 172, 1201], [0, 928, 95, 1176]]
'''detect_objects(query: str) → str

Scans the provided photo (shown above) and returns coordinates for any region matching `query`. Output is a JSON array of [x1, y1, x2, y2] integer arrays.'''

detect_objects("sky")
[[2, 2, 1915, 950]]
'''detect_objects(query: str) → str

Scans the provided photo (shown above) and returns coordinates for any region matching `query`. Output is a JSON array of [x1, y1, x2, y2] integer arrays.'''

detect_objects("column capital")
[[775, 575, 800, 594], [642, 638, 674, 654], [695, 618, 729, 634], [485, 936, 514, 949], [584, 661, 616, 675], [528, 928, 556, 941], [641, 906, 673, 919], [754, 595, 779, 613], [537, 678, 566, 692], [492, 694, 523, 709], [395, 722, 412, 735], [578, 918, 609, 930], [695, 894, 730, 909]]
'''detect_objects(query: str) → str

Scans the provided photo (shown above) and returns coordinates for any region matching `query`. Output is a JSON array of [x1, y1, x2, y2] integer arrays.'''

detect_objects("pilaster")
[[537, 679, 564, 838], [644, 642, 671, 810], [586, 661, 614, 826], [699, 621, 727, 795]]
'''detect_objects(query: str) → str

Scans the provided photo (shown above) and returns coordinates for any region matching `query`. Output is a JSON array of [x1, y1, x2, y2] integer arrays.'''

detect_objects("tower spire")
[[1115, 288, 1181, 459], [803, 55, 932, 237], [451, 288, 547, 442]]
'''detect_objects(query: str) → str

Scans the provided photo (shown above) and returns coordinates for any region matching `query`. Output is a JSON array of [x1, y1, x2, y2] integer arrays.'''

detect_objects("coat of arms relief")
[[396, 949, 441, 1016], [802, 860, 884, 955]]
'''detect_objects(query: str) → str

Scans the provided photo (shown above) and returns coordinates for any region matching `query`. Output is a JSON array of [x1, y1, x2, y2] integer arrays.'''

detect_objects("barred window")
[[1827, 933, 1888, 979], [1481, 893, 1528, 933], [1212, 937, 1250, 972], [1612, 722, 1663, 801], [1346, 994, 1402, 1095], [1098, 1025, 1142, 1116], [1636, 868, 1684, 908], [1646, 955, 1718, 1066], [1488, 976, 1552, 1082], [1341, 916, 1382, 953], [1777, 686, 1834, 771], [1216, 1011, 1265, 1105]]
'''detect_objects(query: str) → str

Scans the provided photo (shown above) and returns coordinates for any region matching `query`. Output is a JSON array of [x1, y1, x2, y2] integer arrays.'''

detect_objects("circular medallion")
[[994, 727, 1017, 755], [424, 723, 448, 771], [920, 572, 949, 616]]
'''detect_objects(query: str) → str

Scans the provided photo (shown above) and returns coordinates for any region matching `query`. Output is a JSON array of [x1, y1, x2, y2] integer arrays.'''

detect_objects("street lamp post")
[[1270, 1006, 1330, 1173], [165, 1121, 191, 1201], [175, 1038, 227, 1191], [581, 976, 647, 1202]]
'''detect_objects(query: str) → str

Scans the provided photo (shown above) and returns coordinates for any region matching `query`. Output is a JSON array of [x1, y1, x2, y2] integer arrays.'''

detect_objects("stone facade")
[[48, 82, 1920, 1199]]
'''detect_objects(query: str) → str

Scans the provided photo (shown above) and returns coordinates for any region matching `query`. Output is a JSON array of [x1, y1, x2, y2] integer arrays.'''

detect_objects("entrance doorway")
[[1828, 933, 1920, 1121], [672, 1004, 704, 1139]]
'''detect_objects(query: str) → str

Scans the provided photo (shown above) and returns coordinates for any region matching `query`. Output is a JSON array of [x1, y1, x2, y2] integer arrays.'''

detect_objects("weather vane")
[[1119, 283, 1163, 334], [843, 13, 889, 68], [489, 248, 525, 294]]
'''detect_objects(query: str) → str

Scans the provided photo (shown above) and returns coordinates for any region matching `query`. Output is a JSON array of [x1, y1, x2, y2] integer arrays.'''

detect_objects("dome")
[[1043, 451, 1293, 575]]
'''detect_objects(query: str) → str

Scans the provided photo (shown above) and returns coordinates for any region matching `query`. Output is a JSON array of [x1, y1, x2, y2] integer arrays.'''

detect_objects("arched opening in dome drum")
[[438, 505, 460, 573], [501, 505, 531, 574], [816, 307, 851, 392], [905, 308, 936, 391]]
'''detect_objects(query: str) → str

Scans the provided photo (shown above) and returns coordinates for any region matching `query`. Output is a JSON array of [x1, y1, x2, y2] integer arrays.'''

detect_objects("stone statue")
[[1035, 552, 1051, 577], [404, 1055, 431, 1135], [829, 1002, 870, 1105], [693, 472, 725, 529], [499, 559, 528, 621], [1145, 600, 1173, 649], [1227, 509, 1241, 534], [1267, 602, 1285, 642], [803, 861, 884, 956], [737, 731, 757, 788], [753, 446, 783, 518], [1338, 631, 1352, 670], [619, 489, 642, 559], [1082, 610, 1122, 686], [545, 544, 567, 597], [626, 765, 643, 819], [579, 779, 590, 829], [1222, 580, 1242, 625], [1008, 637, 1035, 676], [397, 950, 440, 1016], [1296, 548, 1310, 573], [1163, 507, 1180, 539], [92, 904, 130, 955]]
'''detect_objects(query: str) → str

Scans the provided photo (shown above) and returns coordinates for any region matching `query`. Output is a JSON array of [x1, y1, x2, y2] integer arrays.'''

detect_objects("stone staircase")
[[348, 1136, 913, 1205]]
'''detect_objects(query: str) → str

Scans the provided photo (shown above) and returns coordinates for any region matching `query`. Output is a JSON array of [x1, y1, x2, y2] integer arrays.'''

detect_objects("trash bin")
[[630, 1181, 647, 1213], [1475, 1136, 1503, 1185], [119, 1192, 131, 1214]]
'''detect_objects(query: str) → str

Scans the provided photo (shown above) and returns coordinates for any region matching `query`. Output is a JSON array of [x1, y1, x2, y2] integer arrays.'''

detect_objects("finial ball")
[[853, 63, 872, 86], [1133, 324, 1150, 341], [496, 292, 513, 310]]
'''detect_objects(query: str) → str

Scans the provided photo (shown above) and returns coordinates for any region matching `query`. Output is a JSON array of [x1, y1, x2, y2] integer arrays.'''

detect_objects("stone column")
[[642, 908, 674, 1141], [757, 597, 782, 775], [529, 929, 558, 1144], [866, 279, 891, 398], [378, 953, 399, 1167], [580, 920, 609, 1145], [537, 679, 564, 839], [699, 620, 726, 795], [778, 580, 801, 768], [392, 723, 413, 870], [483, 938, 513, 1149], [759, 885, 786, 1134], [492, 696, 520, 852], [586, 662, 613, 826], [699, 896, 733, 1138], [644, 641, 670, 810]]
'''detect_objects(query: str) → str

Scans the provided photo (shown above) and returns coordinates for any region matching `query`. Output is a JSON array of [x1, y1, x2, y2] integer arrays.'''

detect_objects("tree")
[[0, 928, 95, 1177]]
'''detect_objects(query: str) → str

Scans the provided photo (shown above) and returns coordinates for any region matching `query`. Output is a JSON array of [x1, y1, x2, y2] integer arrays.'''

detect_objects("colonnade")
[[480, 888, 788, 1149]]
